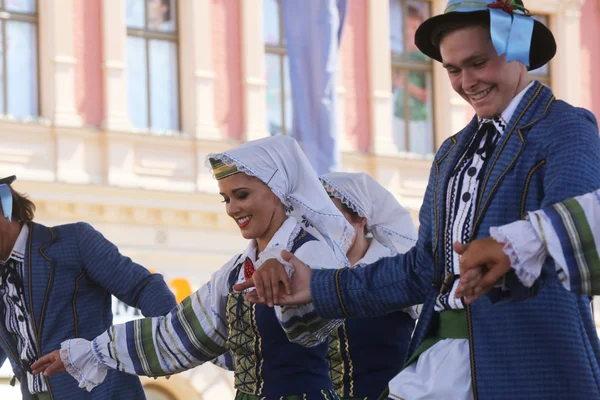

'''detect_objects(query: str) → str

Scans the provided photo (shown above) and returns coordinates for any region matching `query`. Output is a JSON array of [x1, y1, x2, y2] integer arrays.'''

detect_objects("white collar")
[[355, 238, 391, 267], [500, 81, 535, 126], [243, 216, 299, 267], [1, 224, 29, 264]]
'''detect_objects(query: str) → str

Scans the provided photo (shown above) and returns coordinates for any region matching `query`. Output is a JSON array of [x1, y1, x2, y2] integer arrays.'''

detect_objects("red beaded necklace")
[[243, 257, 255, 281]]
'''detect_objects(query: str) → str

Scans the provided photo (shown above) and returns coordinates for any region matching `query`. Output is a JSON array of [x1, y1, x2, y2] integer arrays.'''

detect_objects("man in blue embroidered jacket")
[[240, 1, 600, 399], [0, 176, 176, 400]]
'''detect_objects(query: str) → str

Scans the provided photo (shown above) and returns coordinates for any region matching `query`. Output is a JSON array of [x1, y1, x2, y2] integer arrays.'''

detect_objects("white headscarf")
[[207, 136, 353, 267], [320, 172, 417, 255]]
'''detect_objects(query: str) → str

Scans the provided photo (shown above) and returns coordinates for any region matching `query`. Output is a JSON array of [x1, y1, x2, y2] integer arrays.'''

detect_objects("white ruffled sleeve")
[[59, 255, 240, 391], [490, 220, 548, 288], [60, 339, 108, 392]]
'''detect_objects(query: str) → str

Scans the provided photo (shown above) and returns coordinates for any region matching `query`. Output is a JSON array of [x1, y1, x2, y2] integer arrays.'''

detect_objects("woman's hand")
[[31, 350, 65, 376]]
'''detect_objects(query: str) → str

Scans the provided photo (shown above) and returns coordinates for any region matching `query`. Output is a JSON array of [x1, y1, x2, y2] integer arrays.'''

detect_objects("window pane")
[[6, 21, 37, 117], [5, 0, 36, 13], [283, 55, 293, 135], [148, 39, 178, 130], [408, 70, 434, 155], [265, 54, 283, 136], [263, 0, 280, 46], [392, 68, 434, 156], [127, 36, 149, 129], [392, 68, 407, 152], [389, 0, 404, 54], [405, 1, 429, 55], [147, 0, 176, 32], [126, 0, 145, 29]]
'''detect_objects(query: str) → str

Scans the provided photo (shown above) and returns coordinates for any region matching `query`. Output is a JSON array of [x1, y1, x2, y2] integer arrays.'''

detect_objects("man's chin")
[[474, 106, 496, 120]]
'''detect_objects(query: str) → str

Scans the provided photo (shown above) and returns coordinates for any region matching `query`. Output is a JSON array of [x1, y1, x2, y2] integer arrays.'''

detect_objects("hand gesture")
[[454, 238, 511, 303], [31, 350, 64, 377], [233, 257, 291, 307], [237, 251, 314, 306]]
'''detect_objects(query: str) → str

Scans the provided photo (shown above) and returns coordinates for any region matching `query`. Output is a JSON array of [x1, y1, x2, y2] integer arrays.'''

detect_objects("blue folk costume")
[[0, 176, 177, 400], [57, 136, 355, 400], [304, 1, 600, 399], [320, 172, 418, 400]]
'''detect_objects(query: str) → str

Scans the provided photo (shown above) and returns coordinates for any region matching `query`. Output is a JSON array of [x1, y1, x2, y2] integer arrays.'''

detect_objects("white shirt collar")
[[1, 224, 29, 264], [500, 80, 535, 126], [244, 216, 298, 265]]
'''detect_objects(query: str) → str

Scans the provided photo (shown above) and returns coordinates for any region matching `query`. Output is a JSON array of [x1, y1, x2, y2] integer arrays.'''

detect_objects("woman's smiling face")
[[218, 173, 287, 246]]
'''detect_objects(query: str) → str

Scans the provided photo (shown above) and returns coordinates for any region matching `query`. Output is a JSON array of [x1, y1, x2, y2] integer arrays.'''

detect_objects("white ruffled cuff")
[[60, 339, 108, 392], [490, 220, 547, 288]]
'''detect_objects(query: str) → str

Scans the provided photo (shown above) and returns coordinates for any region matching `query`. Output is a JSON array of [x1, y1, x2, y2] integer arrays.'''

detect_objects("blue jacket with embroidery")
[[310, 82, 600, 399], [0, 222, 176, 399]]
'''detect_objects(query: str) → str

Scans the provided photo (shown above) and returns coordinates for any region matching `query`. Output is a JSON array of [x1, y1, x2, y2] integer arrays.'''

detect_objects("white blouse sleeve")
[[59, 255, 241, 391], [490, 220, 548, 288]]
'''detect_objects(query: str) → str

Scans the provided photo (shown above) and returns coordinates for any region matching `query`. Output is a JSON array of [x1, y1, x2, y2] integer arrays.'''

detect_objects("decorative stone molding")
[[26, 196, 236, 233]]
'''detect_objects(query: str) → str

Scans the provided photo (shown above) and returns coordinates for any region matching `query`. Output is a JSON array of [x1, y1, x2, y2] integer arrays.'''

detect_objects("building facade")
[[0, 0, 597, 399]]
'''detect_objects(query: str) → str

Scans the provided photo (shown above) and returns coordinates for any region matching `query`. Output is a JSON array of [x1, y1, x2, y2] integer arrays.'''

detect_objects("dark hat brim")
[[414, 10, 556, 71], [0, 175, 16, 185]]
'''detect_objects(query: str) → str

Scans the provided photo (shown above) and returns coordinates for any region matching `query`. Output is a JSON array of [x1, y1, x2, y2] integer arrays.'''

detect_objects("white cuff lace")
[[60, 338, 108, 392], [490, 220, 547, 288]]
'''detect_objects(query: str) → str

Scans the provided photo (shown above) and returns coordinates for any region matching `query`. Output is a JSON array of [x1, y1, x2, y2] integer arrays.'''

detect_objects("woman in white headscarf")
[[320, 172, 419, 400], [32, 136, 352, 400]]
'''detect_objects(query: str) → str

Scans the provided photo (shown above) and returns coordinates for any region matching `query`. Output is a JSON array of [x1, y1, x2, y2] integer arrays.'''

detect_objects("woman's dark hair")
[[11, 188, 35, 222], [338, 202, 368, 235], [340, 202, 361, 223]]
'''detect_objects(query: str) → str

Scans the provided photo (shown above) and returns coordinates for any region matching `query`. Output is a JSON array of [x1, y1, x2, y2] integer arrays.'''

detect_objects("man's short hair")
[[431, 19, 490, 48]]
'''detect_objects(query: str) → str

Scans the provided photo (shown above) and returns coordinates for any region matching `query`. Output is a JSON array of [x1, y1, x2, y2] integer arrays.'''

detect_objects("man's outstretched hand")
[[232, 256, 291, 307], [234, 250, 313, 306]]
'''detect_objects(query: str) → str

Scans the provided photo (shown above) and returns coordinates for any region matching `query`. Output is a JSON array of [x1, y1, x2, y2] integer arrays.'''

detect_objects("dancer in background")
[[320, 172, 418, 399]]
